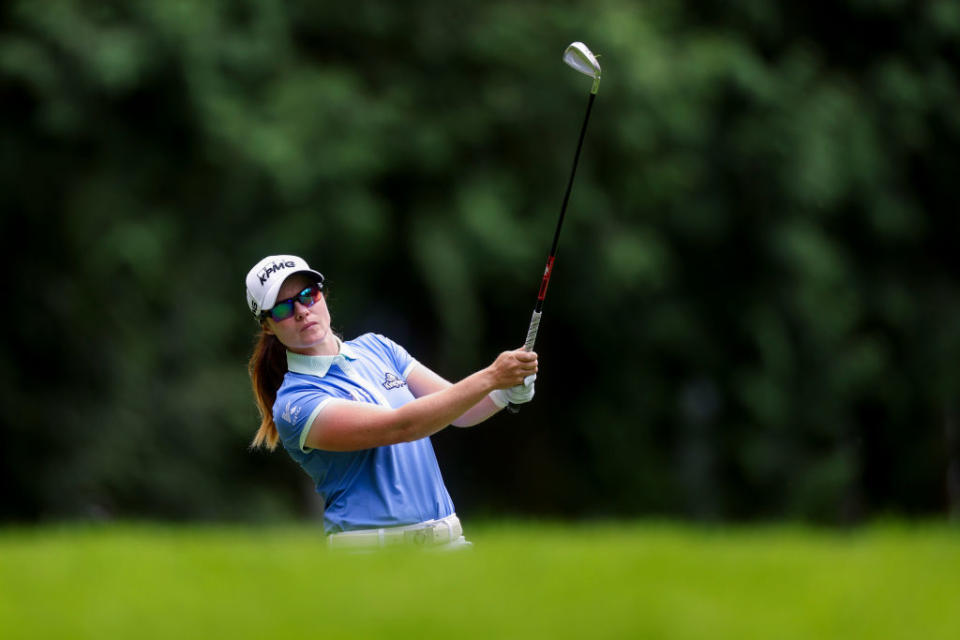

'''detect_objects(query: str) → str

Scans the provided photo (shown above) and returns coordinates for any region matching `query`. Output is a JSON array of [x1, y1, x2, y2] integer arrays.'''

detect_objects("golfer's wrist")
[[478, 367, 501, 395]]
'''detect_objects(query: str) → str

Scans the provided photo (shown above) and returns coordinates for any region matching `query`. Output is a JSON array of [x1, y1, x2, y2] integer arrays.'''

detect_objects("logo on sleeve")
[[281, 401, 302, 424], [382, 372, 406, 390]]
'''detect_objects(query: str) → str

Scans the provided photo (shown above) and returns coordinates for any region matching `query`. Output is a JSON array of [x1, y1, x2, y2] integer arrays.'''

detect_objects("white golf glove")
[[490, 374, 536, 408]]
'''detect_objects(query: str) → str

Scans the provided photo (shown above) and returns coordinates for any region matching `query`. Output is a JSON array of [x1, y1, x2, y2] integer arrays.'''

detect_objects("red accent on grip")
[[537, 256, 555, 301]]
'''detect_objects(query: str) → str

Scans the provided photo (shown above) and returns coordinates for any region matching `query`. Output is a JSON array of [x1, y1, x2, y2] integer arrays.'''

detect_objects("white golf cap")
[[245, 255, 324, 318]]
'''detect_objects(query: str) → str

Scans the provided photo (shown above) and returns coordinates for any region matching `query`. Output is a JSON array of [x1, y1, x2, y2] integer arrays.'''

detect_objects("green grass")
[[0, 520, 957, 639]]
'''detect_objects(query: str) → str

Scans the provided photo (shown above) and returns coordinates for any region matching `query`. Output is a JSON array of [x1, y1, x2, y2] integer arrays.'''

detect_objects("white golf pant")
[[327, 513, 472, 550]]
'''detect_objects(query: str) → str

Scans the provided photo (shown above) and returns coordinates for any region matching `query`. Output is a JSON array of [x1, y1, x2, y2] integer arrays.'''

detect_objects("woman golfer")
[[245, 255, 537, 549]]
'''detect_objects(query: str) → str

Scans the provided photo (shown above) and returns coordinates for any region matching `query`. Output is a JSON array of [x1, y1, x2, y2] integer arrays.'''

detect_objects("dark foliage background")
[[2, 0, 958, 523]]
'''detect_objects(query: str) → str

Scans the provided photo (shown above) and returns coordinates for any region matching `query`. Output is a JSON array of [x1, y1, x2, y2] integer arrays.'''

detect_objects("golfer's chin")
[[293, 326, 335, 355]]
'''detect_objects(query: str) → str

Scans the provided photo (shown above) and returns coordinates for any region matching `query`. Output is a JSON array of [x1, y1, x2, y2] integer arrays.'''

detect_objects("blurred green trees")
[[1, 0, 958, 523]]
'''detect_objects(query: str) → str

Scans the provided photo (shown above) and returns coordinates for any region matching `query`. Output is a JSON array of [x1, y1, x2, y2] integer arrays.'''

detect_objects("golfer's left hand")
[[502, 374, 536, 405]]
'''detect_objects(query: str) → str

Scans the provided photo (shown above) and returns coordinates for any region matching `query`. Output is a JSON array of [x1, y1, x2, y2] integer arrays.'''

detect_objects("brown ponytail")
[[248, 329, 288, 451]]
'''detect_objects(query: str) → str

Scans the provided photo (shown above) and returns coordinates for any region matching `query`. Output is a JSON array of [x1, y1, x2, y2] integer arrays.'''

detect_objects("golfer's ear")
[[261, 321, 274, 335]]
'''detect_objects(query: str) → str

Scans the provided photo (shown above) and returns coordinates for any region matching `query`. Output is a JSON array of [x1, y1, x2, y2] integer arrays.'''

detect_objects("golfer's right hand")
[[488, 349, 538, 390]]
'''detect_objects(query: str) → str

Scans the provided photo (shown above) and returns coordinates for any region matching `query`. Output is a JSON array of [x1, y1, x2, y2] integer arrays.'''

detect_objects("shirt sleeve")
[[274, 383, 337, 453], [372, 333, 419, 379]]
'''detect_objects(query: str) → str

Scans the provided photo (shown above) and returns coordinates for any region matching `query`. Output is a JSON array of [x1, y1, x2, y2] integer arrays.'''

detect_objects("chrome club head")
[[563, 42, 601, 94]]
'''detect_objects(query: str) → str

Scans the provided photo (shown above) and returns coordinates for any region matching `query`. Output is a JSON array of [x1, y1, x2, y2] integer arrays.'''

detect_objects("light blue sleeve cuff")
[[299, 398, 335, 453], [402, 359, 419, 380]]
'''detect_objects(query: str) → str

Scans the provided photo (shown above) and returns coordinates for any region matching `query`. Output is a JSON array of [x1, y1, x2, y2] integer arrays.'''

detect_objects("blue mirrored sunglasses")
[[260, 285, 323, 322]]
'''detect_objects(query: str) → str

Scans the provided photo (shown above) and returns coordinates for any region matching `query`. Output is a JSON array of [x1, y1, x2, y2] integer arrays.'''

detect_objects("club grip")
[[522, 310, 542, 352], [506, 310, 543, 414]]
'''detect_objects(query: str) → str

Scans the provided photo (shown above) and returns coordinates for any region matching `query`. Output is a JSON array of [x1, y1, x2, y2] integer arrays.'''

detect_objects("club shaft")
[[530, 90, 596, 329], [507, 91, 596, 414], [544, 92, 596, 285]]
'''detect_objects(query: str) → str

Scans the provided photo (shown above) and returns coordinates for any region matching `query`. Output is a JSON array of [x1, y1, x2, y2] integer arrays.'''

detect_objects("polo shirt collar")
[[286, 338, 359, 377]]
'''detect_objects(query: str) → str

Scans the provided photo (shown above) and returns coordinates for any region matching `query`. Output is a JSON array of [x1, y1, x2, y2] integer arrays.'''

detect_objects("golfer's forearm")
[[306, 368, 501, 451], [451, 395, 501, 427], [393, 369, 496, 441], [406, 362, 501, 427]]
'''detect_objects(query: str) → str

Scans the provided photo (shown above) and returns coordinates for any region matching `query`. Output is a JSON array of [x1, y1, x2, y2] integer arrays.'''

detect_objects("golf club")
[[507, 42, 601, 414]]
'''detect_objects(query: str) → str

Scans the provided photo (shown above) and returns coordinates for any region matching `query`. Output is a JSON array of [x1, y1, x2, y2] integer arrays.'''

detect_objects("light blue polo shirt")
[[273, 333, 456, 534]]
